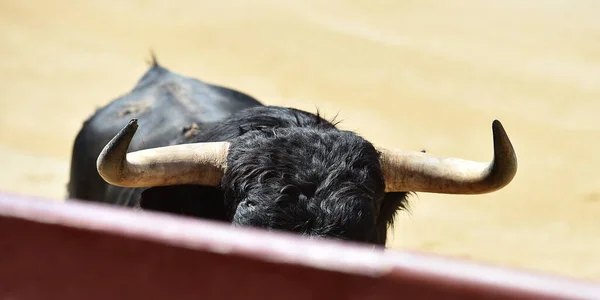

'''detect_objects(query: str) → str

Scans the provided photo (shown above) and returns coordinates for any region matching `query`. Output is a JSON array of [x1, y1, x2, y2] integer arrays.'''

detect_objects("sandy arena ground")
[[1, 0, 599, 281]]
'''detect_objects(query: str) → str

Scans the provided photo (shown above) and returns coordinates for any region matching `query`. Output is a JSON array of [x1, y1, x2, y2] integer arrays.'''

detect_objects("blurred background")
[[1, 0, 599, 281]]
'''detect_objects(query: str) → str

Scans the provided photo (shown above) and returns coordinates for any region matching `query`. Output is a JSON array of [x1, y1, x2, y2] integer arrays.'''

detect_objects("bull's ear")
[[140, 185, 228, 221]]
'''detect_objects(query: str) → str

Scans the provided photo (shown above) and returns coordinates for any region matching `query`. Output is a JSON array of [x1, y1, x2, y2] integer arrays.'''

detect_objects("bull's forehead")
[[225, 128, 382, 181], [223, 127, 385, 205]]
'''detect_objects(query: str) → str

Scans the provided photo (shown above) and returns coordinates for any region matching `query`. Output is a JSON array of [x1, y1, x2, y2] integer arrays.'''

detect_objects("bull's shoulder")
[[131, 63, 263, 119], [78, 63, 264, 150], [93, 63, 262, 126]]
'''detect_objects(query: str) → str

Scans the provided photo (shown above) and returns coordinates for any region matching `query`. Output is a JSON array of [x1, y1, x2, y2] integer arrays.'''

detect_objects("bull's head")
[[97, 119, 517, 194], [96, 118, 517, 242]]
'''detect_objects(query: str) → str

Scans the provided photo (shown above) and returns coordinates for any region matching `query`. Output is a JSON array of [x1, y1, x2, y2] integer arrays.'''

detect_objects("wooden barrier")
[[1, 192, 599, 299]]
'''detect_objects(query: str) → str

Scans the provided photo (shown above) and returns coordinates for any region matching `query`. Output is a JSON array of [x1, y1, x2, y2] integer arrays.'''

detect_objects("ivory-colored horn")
[[96, 119, 229, 188], [379, 120, 517, 194]]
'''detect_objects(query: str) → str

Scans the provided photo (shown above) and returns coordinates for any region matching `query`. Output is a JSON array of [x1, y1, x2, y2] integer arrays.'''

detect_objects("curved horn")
[[379, 120, 517, 194], [96, 119, 229, 188]]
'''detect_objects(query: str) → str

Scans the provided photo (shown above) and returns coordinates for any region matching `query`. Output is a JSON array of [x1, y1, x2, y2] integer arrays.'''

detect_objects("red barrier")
[[0, 192, 599, 300]]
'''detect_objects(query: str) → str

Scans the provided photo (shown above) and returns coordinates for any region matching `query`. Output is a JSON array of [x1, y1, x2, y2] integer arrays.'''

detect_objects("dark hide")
[[69, 61, 409, 246]]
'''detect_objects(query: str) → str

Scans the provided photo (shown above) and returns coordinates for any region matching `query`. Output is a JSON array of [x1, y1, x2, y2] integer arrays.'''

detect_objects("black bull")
[[68, 59, 517, 246]]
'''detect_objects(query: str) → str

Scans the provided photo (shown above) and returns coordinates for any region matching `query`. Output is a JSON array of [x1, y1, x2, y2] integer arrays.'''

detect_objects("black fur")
[[69, 61, 409, 246]]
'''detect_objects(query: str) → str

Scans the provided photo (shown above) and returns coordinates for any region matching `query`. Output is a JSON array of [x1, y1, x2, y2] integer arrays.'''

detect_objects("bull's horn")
[[379, 120, 517, 194], [96, 119, 229, 188]]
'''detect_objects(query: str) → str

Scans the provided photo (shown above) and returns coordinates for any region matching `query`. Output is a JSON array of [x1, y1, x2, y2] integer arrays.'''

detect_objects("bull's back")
[[68, 63, 262, 204]]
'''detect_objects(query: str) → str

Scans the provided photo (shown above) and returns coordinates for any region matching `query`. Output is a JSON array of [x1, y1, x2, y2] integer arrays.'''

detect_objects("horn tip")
[[492, 119, 503, 129], [128, 118, 139, 128], [491, 119, 518, 182], [96, 118, 140, 180], [491, 119, 509, 140], [120, 119, 139, 136]]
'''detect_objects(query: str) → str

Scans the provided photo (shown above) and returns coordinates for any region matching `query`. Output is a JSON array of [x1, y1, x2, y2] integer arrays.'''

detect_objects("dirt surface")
[[1, 0, 599, 281]]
